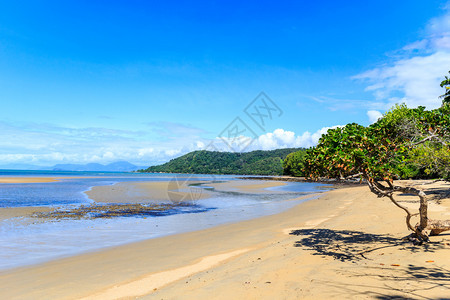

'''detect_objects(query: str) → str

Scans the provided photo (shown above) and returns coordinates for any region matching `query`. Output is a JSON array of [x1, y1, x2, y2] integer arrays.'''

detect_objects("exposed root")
[[426, 219, 450, 236]]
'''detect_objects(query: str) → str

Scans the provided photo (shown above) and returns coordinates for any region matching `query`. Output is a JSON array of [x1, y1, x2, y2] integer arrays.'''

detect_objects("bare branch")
[[411, 133, 448, 146], [344, 173, 362, 180]]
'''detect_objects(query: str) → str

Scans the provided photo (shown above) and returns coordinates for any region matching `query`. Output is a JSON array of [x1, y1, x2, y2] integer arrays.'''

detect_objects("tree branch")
[[345, 173, 362, 180], [410, 129, 448, 146]]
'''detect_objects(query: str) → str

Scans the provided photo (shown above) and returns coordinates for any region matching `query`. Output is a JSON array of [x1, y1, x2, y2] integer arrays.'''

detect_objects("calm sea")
[[0, 170, 331, 270]]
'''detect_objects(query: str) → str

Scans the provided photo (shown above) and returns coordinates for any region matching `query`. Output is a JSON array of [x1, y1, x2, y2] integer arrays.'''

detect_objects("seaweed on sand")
[[32, 202, 209, 220]]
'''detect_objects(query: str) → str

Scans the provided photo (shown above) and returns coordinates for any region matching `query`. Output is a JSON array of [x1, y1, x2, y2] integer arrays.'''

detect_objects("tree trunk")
[[418, 189, 428, 229], [364, 177, 450, 243]]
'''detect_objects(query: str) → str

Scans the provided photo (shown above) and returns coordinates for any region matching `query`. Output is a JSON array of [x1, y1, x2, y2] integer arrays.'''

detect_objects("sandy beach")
[[0, 177, 60, 183], [0, 179, 449, 299], [0, 179, 450, 299], [207, 180, 287, 194], [86, 180, 216, 203]]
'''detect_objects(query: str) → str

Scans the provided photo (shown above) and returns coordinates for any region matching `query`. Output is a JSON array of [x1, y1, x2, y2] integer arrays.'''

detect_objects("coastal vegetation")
[[282, 150, 307, 177], [139, 148, 304, 175], [140, 73, 450, 243], [285, 72, 450, 243]]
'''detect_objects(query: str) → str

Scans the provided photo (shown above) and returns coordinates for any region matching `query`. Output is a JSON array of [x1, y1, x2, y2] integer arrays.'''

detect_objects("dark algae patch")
[[32, 203, 210, 220]]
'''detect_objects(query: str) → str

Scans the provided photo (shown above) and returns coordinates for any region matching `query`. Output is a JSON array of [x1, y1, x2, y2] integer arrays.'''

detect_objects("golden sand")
[[0, 180, 449, 299], [0, 177, 59, 183]]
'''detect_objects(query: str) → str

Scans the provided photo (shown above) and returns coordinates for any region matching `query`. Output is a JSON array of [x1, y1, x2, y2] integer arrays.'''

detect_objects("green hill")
[[139, 148, 304, 175]]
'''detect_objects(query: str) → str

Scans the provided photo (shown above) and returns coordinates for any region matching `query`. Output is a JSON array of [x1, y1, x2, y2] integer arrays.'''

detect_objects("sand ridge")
[[208, 180, 287, 194], [85, 180, 213, 203], [0, 177, 59, 183], [85, 179, 289, 204]]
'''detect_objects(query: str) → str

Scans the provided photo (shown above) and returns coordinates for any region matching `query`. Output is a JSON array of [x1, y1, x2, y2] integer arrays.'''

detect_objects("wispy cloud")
[[0, 121, 208, 166], [303, 95, 385, 112], [353, 4, 450, 110], [0, 119, 341, 167]]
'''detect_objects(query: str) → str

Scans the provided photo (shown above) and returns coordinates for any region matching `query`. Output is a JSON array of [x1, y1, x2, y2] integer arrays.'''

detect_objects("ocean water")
[[0, 171, 231, 207], [0, 171, 331, 270]]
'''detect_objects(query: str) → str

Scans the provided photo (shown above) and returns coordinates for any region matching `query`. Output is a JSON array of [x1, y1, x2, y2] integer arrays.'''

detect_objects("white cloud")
[[0, 120, 344, 167], [0, 121, 208, 167], [250, 127, 343, 150], [367, 110, 383, 124], [138, 148, 154, 157], [294, 126, 343, 148], [257, 129, 296, 149], [353, 5, 450, 109], [164, 149, 181, 157], [203, 126, 334, 155], [402, 39, 428, 51]]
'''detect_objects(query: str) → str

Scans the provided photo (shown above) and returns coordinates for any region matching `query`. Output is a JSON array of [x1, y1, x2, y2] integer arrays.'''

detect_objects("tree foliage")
[[440, 71, 450, 104], [140, 148, 303, 175], [301, 98, 450, 243], [302, 103, 450, 182], [283, 150, 307, 176], [380, 103, 450, 180]]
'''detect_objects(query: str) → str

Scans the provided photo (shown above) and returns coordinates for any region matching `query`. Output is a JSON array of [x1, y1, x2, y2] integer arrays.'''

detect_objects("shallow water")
[[0, 173, 223, 207], [0, 172, 331, 270]]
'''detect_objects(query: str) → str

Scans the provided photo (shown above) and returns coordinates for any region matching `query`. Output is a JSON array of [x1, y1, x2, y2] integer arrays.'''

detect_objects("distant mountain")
[[52, 161, 141, 172], [139, 148, 305, 175]]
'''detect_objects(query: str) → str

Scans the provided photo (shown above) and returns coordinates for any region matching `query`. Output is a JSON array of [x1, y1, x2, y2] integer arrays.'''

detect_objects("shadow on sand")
[[338, 263, 450, 299], [290, 229, 446, 262], [290, 229, 450, 299]]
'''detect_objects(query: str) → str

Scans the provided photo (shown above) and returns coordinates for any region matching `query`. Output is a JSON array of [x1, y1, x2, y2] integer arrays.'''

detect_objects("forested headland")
[[139, 148, 305, 175]]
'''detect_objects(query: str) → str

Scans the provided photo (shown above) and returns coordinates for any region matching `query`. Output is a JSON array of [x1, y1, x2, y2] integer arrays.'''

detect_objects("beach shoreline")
[[0, 178, 304, 271], [0, 180, 449, 299], [0, 177, 60, 183]]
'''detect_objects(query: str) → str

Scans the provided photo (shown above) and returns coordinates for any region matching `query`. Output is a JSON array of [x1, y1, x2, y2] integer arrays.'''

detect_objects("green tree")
[[139, 148, 302, 175], [304, 103, 450, 243], [440, 71, 450, 104], [283, 150, 307, 176], [380, 103, 450, 180]]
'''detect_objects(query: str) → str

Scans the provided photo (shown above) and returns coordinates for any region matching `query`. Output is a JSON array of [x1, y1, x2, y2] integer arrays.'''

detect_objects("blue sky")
[[1, 1, 450, 167]]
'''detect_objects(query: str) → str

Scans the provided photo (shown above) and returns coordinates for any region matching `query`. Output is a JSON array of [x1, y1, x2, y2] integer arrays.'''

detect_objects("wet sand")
[[85, 181, 213, 203], [0, 177, 60, 222], [0, 206, 51, 222], [85, 179, 288, 204], [0, 177, 59, 183], [0, 180, 449, 299], [208, 180, 287, 194]]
